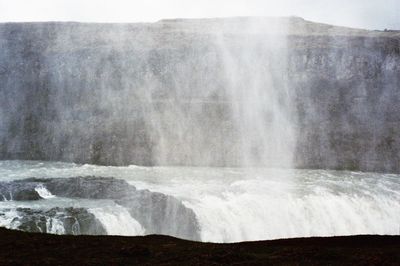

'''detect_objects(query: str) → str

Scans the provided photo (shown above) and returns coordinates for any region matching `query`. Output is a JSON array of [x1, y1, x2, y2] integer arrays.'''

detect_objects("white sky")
[[0, 0, 399, 30]]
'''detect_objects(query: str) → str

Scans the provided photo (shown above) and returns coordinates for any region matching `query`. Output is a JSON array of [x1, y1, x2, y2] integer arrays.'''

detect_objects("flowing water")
[[0, 160, 399, 243], [0, 18, 399, 243]]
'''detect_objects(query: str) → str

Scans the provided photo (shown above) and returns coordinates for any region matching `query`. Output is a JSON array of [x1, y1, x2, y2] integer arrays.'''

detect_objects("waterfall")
[[1, 161, 399, 242], [0, 17, 399, 243], [1, 18, 398, 172], [216, 19, 295, 167]]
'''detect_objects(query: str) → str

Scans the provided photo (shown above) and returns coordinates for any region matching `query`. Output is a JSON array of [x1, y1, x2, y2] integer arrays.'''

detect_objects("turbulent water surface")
[[0, 160, 399, 243]]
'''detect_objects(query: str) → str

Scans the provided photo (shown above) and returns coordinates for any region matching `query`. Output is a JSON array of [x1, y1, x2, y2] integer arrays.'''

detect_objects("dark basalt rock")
[[11, 207, 107, 235], [0, 177, 201, 240], [0, 182, 42, 201], [12, 189, 42, 201], [33, 176, 136, 199]]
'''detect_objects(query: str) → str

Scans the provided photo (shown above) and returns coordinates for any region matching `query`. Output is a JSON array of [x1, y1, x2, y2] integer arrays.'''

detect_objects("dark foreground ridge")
[[0, 228, 399, 265]]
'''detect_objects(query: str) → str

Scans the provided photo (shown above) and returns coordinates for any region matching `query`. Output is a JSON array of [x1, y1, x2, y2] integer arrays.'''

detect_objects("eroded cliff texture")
[[0, 17, 399, 172]]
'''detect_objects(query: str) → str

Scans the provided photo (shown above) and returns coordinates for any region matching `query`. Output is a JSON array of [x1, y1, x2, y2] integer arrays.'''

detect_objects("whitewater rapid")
[[0, 160, 399, 242]]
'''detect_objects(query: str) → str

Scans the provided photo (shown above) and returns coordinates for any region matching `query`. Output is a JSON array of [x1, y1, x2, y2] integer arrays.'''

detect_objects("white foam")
[[185, 188, 400, 242], [45, 217, 66, 235], [1, 161, 400, 242], [35, 184, 56, 199], [89, 205, 145, 236], [0, 209, 20, 229]]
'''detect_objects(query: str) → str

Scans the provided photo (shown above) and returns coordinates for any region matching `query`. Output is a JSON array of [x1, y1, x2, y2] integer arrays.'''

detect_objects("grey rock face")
[[0, 18, 399, 172], [289, 36, 400, 172]]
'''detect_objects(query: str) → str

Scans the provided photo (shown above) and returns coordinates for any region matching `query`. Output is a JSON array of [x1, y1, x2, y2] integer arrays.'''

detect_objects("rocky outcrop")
[[6, 207, 107, 235], [0, 181, 42, 201], [0, 18, 399, 172], [0, 177, 201, 240]]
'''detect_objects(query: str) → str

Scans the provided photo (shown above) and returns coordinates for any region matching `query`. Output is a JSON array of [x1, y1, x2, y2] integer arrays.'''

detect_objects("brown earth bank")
[[0, 228, 399, 265]]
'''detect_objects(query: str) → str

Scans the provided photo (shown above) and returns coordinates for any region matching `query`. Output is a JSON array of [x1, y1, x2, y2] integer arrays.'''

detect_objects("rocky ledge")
[[0, 177, 200, 240]]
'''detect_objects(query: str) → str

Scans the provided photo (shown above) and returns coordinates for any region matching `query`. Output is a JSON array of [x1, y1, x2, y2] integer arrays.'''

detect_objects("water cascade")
[[0, 17, 399, 242]]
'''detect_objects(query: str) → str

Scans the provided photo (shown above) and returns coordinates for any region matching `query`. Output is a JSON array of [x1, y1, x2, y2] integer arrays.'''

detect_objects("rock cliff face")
[[291, 35, 400, 172], [0, 17, 399, 172]]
